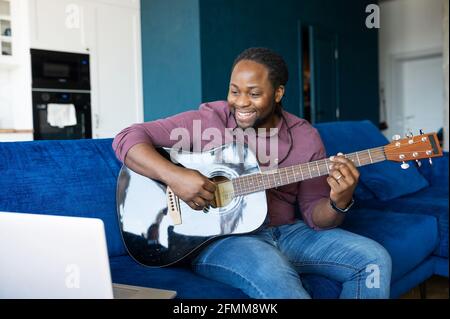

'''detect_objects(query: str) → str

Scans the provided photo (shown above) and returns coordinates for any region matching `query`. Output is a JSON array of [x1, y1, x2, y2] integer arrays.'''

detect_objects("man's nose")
[[235, 94, 251, 107]]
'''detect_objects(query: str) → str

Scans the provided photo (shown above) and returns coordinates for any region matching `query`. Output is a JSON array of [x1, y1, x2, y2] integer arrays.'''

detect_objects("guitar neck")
[[231, 146, 386, 196]]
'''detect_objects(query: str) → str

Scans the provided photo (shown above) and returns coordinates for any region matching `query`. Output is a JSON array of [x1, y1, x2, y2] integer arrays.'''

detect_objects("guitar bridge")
[[166, 187, 182, 225]]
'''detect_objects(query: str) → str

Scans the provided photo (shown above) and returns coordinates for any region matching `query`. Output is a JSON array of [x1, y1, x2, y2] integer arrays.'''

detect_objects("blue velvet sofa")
[[0, 120, 447, 298]]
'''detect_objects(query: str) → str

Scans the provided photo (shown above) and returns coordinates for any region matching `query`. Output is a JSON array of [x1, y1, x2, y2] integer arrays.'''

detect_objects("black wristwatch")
[[330, 198, 355, 214]]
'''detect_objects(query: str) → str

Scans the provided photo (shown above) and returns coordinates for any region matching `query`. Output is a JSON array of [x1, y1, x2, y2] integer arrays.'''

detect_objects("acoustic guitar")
[[116, 132, 443, 267]]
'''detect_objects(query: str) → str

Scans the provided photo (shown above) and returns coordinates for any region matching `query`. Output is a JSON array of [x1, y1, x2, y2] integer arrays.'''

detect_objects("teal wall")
[[141, 0, 202, 121], [141, 0, 379, 124]]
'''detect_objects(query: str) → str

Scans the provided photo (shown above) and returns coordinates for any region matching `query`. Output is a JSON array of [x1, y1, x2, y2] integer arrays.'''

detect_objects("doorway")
[[390, 50, 444, 137], [299, 24, 339, 124]]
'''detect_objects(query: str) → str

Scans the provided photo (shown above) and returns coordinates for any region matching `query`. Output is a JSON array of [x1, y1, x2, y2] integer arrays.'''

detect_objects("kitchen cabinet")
[[0, 0, 33, 138], [29, 0, 143, 139], [0, 0, 13, 59], [0, 0, 19, 67], [29, 0, 91, 54]]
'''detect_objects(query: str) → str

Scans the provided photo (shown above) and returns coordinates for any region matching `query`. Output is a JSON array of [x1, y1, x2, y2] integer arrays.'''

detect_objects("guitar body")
[[116, 143, 267, 267]]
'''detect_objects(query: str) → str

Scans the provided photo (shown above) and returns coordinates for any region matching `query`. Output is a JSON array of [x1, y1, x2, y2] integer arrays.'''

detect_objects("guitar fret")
[[310, 164, 316, 177], [355, 152, 361, 166], [368, 150, 373, 163], [291, 166, 296, 183], [233, 179, 240, 195], [254, 176, 259, 192], [245, 176, 251, 193], [323, 161, 327, 175], [260, 174, 265, 190]]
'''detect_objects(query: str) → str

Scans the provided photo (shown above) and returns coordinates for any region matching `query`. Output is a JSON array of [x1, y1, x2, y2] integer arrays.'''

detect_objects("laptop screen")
[[0, 212, 114, 299]]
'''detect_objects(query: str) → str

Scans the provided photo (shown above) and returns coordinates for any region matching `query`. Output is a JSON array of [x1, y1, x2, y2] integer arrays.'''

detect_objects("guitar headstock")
[[384, 131, 443, 168]]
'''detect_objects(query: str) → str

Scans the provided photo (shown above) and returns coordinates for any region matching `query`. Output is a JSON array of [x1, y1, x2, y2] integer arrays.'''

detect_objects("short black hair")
[[232, 47, 289, 89]]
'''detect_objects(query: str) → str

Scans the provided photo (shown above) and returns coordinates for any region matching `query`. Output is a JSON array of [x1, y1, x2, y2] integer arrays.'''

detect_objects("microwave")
[[31, 49, 90, 90]]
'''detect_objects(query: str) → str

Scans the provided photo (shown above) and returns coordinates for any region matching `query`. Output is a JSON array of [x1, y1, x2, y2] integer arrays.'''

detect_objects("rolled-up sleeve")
[[112, 110, 199, 163], [296, 130, 331, 230]]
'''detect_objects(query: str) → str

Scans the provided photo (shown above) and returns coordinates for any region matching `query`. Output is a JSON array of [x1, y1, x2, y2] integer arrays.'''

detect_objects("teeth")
[[238, 113, 252, 119], [237, 111, 255, 118]]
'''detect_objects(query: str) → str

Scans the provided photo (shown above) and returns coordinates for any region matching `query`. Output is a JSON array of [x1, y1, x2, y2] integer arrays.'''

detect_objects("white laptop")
[[0, 211, 177, 299]]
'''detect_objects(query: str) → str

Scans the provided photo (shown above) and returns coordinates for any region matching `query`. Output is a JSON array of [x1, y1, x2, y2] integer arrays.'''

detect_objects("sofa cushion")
[[0, 139, 126, 257], [417, 152, 449, 188], [314, 121, 429, 201], [341, 208, 438, 282], [353, 182, 376, 201], [358, 186, 448, 258]]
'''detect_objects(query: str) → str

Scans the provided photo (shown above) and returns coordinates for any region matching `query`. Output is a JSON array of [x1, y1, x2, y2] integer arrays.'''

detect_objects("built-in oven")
[[32, 91, 92, 140], [31, 49, 92, 140]]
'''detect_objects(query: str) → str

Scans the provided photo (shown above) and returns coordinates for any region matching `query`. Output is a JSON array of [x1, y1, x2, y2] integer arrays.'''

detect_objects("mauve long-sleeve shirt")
[[112, 100, 331, 230]]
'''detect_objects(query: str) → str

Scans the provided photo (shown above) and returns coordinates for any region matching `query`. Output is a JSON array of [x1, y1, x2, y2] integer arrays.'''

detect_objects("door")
[[397, 54, 444, 135], [88, 2, 143, 138], [309, 26, 339, 123]]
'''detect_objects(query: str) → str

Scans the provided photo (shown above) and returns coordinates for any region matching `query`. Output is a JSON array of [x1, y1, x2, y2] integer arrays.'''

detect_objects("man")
[[113, 47, 392, 298]]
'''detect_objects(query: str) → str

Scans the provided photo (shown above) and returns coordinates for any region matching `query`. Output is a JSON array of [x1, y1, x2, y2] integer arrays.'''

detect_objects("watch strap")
[[330, 198, 355, 214]]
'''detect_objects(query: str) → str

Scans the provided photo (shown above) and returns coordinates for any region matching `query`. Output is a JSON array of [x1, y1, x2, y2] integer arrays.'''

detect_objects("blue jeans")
[[191, 220, 392, 299]]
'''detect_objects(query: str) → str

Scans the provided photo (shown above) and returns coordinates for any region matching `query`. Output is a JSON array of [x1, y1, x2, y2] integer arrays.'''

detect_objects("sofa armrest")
[[417, 152, 449, 188]]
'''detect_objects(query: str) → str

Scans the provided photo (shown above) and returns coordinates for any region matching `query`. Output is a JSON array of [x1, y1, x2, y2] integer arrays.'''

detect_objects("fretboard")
[[231, 146, 386, 196]]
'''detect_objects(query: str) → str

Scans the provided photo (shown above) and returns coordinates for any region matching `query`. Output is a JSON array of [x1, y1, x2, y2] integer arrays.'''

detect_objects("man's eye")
[[250, 93, 261, 98], [231, 91, 239, 95]]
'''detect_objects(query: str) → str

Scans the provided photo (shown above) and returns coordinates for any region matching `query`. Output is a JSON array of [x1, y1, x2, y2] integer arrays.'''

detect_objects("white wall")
[[379, 0, 445, 144]]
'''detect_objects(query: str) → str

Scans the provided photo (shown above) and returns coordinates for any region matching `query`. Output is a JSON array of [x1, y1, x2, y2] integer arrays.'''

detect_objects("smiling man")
[[112, 47, 392, 298]]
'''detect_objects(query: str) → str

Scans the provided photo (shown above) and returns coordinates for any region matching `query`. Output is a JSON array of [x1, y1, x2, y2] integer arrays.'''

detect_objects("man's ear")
[[275, 85, 285, 103]]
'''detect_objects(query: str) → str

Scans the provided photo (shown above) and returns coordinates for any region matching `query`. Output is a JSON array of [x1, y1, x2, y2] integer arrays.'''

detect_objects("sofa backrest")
[[0, 139, 127, 257]]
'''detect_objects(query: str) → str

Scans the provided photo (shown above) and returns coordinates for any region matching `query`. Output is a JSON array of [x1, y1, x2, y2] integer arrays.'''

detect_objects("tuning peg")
[[415, 159, 422, 167], [406, 130, 413, 138], [429, 158, 433, 165], [392, 134, 401, 141], [419, 129, 424, 135], [401, 161, 410, 169]]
